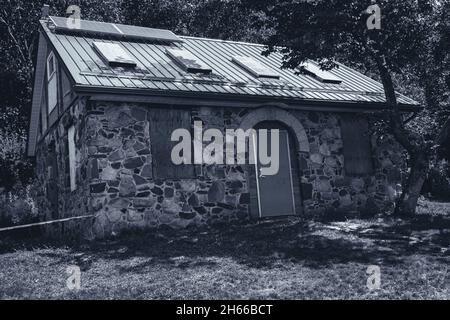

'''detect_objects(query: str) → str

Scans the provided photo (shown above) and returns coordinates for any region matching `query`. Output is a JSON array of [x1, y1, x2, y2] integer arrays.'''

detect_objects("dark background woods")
[[0, 0, 273, 192], [0, 0, 449, 216]]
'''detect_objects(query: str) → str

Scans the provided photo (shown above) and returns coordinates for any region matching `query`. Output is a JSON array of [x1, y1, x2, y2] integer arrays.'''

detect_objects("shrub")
[[0, 183, 39, 229], [421, 161, 450, 201], [0, 106, 34, 191]]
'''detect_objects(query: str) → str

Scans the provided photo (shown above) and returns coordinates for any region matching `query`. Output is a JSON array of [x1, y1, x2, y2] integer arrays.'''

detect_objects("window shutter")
[[61, 69, 72, 110], [148, 107, 195, 179], [340, 115, 373, 176], [47, 75, 57, 114]]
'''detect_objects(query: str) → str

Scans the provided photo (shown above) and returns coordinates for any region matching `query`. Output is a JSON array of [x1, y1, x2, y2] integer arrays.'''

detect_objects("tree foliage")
[[121, 0, 271, 42], [0, 0, 268, 190], [0, 0, 448, 214], [242, 0, 450, 214]]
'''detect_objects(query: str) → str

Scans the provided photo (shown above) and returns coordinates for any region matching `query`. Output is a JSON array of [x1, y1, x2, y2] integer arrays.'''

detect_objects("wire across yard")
[[0, 201, 449, 299]]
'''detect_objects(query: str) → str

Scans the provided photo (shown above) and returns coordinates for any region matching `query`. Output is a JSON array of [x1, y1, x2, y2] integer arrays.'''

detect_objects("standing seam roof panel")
[[43, 22, 418, 107], [239, 42, 337, 90], [185, 39, 261, 86]]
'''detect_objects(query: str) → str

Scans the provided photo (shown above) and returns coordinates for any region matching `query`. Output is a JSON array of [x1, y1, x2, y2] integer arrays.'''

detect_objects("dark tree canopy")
[[242, 0, 450, 214], [0, 0, 268, 190], [0, 0, 448, 209]]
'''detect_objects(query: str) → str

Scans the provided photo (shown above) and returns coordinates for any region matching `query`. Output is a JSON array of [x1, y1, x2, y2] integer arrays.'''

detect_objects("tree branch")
[[0, 10, 29, 65], [373, 53, 418, 153]]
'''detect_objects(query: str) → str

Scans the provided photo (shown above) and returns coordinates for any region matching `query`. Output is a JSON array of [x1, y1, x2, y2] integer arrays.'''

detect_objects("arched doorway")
[[240, 106, 309, 218]]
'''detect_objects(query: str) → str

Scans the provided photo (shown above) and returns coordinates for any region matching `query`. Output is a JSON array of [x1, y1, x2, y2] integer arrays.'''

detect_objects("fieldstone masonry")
[[34, 100, 404, 239], [35, 99, 92, 238]]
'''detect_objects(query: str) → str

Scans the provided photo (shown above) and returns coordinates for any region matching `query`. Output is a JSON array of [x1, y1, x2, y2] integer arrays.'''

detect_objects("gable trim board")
[[27, 17, 421, 157], [27, 31, 49, 157]]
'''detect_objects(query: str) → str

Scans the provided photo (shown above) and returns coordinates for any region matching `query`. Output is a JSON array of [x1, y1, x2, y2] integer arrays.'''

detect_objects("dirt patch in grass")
[[0, 202, 449, 299]]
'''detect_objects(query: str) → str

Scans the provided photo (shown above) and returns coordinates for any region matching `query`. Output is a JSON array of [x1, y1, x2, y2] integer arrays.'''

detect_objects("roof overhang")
[[75, 85, 422, 113]]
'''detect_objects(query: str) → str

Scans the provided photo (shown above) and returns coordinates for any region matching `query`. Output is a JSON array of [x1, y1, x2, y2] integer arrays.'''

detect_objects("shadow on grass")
[[1, 214, 449, 271]]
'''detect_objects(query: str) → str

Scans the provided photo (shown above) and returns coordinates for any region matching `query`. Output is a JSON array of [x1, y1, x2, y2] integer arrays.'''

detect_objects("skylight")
[[300, 62, 342, 84], [231, 56, 280, 79], [166, 48, 212, 74], [92, 42, 136, 67]]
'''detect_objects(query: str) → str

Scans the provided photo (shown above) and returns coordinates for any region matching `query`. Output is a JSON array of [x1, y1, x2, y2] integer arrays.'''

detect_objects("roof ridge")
[[180, 35, 265, 48], [48, 15, 183, 43]]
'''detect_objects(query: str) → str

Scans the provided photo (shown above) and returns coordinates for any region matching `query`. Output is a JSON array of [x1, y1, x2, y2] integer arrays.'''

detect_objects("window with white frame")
[[47, 52, 58, 114], [68, 125, 77, 191]]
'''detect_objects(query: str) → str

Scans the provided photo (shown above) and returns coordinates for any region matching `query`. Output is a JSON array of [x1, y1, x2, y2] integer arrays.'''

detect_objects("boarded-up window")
[[148, 108, 195, 179], [340, 115, 373, 176]]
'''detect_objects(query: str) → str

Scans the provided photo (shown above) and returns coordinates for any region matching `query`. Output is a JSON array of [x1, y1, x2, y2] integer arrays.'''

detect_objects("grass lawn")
[[0, 200, 449, 299]]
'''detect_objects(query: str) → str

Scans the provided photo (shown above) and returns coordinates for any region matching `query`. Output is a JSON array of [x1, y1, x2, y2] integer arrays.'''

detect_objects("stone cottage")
[[27, 12, 419, 239]]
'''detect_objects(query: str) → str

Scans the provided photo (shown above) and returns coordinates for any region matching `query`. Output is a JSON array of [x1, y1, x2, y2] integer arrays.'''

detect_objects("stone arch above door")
[[239, 106, 310, 153]]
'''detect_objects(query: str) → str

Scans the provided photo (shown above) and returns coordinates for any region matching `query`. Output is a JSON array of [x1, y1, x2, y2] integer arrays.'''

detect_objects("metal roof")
[[42, 17, 419, 106]]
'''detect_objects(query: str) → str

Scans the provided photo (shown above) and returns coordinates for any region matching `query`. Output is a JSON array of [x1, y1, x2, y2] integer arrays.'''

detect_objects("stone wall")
[[35, 100, 404, 239], [288, 111, 403, 217], [35, 98, 93, 239], [85, 103, 250, 238]]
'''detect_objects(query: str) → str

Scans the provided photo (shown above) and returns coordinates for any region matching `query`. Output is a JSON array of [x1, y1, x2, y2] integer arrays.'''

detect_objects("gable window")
[[340, 115, 374, 176], [68, 125, 77, 191], [47, 51, 58, 114]]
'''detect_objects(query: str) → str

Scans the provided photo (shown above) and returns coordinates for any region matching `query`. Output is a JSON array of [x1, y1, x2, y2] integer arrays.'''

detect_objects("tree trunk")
[[394, 151, 428, 216], [373, 53, 427, 216]]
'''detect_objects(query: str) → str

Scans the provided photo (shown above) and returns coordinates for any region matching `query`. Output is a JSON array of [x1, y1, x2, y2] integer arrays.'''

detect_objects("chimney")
[[41, 4, 49, 19]]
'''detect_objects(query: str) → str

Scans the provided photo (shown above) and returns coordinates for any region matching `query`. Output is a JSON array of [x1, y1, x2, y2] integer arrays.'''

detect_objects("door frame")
[[240, 106, 309, 220], [253, 129, 296, 218]]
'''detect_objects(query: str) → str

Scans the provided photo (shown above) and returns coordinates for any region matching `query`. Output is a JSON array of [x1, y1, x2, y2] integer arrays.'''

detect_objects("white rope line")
[[0, 214, 95, 232]]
